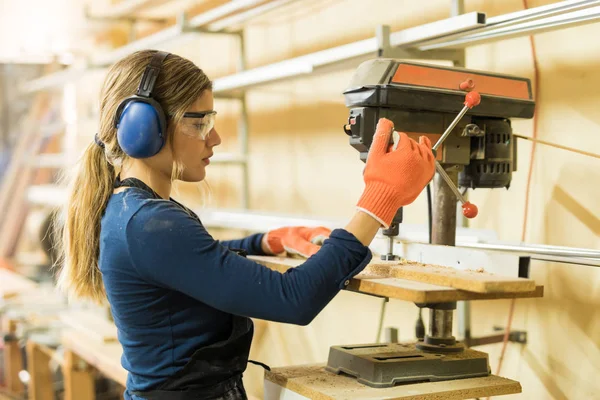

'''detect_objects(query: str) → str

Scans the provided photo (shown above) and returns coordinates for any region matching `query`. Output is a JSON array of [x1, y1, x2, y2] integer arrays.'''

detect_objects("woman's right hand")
[[356, 118, 435, 228]]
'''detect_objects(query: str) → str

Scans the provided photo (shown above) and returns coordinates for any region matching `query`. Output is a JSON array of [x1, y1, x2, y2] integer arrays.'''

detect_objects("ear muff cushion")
[[116, 97, 167, 158]]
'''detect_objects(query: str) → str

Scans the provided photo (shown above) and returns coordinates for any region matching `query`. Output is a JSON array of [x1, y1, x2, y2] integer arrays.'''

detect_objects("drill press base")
[[325, 342, 490, 388]]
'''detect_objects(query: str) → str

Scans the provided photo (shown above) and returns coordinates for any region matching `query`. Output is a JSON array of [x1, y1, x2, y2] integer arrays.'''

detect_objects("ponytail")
[[54, 50, 212, 304], [56, 142, 115, 303]]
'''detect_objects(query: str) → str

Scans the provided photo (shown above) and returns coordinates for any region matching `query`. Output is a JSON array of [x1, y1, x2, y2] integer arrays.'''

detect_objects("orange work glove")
[[264, 226, 331, 258], [356, 118, 435, 228]]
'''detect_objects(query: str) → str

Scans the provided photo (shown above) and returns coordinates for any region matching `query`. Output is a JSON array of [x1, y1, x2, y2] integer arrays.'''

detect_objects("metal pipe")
[[430, 309, 454, 338], [189, 207, 600, 266], [457, 301, 471, 342], [419, 0, 600, 49], [450, 0, 465, 17], [207, 0, 301, 32], [420, 3, 600, 50], [238, 33, 250, 210], [86, 0, 173, 19], [461, 242, 600, 258], [435, 161, 466, 204]]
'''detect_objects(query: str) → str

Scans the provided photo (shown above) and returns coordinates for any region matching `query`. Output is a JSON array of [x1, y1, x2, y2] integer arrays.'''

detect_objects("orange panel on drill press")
[[391, 64, 531, 100]]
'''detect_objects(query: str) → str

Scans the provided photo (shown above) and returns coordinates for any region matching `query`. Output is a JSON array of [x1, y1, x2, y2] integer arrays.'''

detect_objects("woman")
[[56, 50, 434, 400]]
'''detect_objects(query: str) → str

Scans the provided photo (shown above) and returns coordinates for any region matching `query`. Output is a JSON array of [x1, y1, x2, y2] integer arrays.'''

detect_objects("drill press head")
[[343, 59, 535, 189]]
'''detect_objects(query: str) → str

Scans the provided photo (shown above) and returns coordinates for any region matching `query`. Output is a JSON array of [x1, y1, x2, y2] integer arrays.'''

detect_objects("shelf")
[[212, 11, 484, 94], [23, 1, 600, 95], [19, 0, 300, 93], [418, 1, 600, 50], [85, 0, 176, 20]]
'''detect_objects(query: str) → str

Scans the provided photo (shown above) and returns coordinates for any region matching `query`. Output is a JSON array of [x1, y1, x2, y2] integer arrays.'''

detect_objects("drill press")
[[325, 59, 535, 387]]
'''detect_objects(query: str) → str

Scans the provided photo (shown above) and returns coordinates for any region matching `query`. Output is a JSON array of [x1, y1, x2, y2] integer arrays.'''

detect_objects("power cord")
[[414, 184, 433, 340], [426, 184, 432, 244], [376, 297, 389, 343]]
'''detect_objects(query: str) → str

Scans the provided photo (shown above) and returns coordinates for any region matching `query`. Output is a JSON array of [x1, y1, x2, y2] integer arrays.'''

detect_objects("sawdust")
[[369, 259, 492, 277]]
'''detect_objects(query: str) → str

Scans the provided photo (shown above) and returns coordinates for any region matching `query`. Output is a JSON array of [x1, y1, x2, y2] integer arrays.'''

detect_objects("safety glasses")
[[180, 111, 217, 140]]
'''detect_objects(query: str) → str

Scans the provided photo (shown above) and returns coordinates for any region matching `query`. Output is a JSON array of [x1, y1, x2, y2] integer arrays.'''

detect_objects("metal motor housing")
[[459, 117, 516, 189], [342, 59, 534, 189]]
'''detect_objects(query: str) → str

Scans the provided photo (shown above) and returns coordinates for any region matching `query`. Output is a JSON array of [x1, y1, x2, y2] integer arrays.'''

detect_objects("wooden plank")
[[364, 259, 535, 293], [250, 256, 542, 301], [26, 341, 54, 400], [0, 269, 38, 300], [0, 391, 21, 400], [265, 364, 521, 400], [60, 311, 118, 343], [0, 93, 49, 230], [0, 128, 48, 258], [1, 319, 23, 395], [63, 350, 95, 400], [62, 329, 127, 386]]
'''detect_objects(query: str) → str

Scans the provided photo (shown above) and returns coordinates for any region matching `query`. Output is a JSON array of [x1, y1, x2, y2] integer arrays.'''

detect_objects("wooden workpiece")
[[265, 364, 521, 400], [251, 256, 543, 302]]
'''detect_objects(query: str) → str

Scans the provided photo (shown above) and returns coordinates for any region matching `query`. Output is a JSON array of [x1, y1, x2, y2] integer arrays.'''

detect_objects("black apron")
[[115, 177, 267, 400]]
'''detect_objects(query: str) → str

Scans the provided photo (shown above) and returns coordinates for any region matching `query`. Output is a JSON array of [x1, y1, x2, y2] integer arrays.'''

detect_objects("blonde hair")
[[56, 50, 212, 303]]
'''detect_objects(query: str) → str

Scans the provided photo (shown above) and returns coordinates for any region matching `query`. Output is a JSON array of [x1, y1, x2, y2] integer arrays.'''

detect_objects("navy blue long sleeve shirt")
[[98, 187, 372, 395]]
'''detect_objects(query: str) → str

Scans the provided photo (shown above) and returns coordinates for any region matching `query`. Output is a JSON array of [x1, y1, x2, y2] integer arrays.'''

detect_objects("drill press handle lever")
[[432, 91, 482, 219], [432, 91, 481, 152]]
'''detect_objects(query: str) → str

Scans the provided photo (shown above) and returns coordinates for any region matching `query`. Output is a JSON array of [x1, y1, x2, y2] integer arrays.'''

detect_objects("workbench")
[[60, 313, 127, 400], [0, 268, 40, 396]]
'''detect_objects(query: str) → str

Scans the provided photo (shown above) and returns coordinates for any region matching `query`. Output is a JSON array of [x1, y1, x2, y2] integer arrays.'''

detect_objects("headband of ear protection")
[[114, 51, 170, 158]]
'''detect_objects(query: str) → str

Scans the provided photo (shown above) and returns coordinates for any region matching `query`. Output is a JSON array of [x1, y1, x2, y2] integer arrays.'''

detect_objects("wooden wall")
[[72, 0, 600, 398]]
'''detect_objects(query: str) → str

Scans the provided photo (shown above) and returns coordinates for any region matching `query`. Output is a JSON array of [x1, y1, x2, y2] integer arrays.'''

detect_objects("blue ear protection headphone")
[[114, 51, 170, 158]]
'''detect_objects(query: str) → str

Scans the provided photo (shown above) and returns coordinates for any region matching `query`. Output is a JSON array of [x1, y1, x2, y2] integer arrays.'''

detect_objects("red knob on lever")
[[459, 79, 474, 91], [464, 91, 481, 109], [462, 202, 479, 219]]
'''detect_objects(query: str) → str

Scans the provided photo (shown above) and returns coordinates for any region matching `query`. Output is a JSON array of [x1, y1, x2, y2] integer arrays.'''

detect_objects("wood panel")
[[0, 269, 37, 300], [62, 349, 95, 400], [250, 256, 541, 300], [1, 319, 23, 395], [265, 364, 521, 400], [26, 341, 54, 400], [62, 330, 127, 386], [363, 260, 535, 293]]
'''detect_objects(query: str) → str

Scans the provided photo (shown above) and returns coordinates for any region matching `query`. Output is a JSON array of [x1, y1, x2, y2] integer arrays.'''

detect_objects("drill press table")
[[263, 364, 521, 400], [252, 256, 541, 399]]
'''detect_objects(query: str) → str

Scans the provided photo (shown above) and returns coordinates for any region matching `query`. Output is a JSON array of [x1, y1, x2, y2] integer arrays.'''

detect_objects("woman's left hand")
[[262, 226, 332, 258]]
